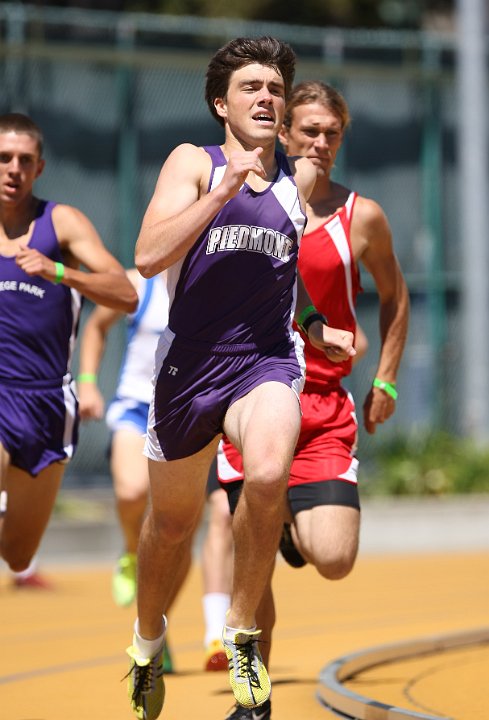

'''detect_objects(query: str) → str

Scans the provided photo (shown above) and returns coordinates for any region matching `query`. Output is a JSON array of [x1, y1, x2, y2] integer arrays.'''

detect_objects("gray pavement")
[[359, 494, 489, 554], [30, 489, 489, 566]]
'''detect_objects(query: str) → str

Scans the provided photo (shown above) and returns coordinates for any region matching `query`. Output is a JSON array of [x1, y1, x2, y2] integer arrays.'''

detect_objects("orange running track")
[[1, 550, 488, 720]]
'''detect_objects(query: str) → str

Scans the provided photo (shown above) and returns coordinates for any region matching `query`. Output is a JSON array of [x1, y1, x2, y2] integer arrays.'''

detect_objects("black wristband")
[[300, 312, 328, 336]]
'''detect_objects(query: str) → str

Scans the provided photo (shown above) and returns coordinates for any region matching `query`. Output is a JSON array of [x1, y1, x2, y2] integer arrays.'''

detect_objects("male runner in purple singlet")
[[124, 36, 355, 720], [0, 114, 137, 586]]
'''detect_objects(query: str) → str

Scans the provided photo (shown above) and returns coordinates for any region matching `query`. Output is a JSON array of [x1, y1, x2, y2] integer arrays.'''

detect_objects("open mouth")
[[252, 112, 274, 125]]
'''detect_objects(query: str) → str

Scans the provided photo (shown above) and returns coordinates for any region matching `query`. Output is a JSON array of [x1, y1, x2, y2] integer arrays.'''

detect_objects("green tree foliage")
[[149, 0, 383, 27], [363, 432, 489, 496], [68, 0, 453, 30]]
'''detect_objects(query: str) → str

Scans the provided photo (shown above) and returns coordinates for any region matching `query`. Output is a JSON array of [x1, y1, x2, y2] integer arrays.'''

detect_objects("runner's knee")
[[243, 461, 287, 503], [148, 508, 196, 545], [314, 549, 357, 580]]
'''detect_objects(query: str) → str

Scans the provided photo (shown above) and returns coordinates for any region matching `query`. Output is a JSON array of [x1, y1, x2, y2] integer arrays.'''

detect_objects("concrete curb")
[[317, 627, 489, 720]]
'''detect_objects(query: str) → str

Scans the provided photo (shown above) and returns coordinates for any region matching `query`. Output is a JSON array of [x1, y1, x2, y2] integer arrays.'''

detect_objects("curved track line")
[[0, 654, 122, 685], [317, 627, 489, 720]]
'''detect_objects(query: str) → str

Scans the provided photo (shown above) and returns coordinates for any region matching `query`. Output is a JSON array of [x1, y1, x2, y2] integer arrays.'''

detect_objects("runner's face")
[[215, 63, 286, 146], [280, 102, 343, 177], [0, 132, 44, 205]]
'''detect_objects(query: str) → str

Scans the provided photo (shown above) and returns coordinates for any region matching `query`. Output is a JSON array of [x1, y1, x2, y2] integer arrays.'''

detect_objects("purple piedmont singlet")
[[165, 145, 307, 349]]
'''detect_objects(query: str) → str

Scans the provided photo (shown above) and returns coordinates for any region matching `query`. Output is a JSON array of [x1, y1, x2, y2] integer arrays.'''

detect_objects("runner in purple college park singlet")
[[0, 112, 137, 592]]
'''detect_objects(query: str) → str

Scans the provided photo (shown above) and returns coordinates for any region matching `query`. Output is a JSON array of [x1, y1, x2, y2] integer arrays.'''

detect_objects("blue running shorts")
[[106, 396, 149, 436]]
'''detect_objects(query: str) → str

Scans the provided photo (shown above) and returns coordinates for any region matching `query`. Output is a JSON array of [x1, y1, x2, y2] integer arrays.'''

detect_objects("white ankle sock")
[[12, 554, 39, 579], [133, 616, 166, 658], [223, 620, 257, 641], [203, 592, 231, 646]]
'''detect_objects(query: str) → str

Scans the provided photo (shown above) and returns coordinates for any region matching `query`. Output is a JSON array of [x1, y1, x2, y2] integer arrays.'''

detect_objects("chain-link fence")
[[0, 4, 471, 482]]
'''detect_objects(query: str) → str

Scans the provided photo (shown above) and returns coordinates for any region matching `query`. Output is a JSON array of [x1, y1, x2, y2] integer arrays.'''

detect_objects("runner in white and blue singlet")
[[78, 270, 233, 672], [109, 274, 168, 427]]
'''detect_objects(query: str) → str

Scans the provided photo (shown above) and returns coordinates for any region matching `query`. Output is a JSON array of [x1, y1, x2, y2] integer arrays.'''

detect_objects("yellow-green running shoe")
[[222, 626, 271, 709], [113, 553, 137, 607], [126, 642, 165, 720]]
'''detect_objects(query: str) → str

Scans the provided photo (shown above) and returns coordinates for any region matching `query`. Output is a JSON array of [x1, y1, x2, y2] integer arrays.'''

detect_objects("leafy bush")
[[361, 431, 489, 496]]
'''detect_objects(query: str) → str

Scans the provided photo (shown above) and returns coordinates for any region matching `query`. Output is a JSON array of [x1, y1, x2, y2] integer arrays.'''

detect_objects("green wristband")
[[77, 373, 97, 384], [53, 262, 65, 284], [296, 304, 317, 329], [373, 377, 398, 400]]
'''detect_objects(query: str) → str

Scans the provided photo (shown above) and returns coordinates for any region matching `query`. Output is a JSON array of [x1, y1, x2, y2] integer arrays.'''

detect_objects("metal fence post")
[[457, 0, 489, 440], [421, 40, 446, 428], [115, 16, 138, 269]]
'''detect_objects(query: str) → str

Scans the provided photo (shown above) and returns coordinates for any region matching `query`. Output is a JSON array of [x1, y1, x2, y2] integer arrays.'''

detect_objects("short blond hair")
[[283, 81, 350, 131]]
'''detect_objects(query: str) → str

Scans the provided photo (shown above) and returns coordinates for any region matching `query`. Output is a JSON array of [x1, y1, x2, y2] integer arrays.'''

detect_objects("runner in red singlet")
[[218, 82, 410, 716]]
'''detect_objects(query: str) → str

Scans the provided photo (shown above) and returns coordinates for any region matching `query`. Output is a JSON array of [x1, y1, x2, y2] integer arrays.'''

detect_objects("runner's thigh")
[[223, 381, 301, 475]]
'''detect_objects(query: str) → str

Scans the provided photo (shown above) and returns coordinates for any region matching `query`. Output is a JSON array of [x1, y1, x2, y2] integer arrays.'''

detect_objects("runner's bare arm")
[[353, 197, 410, 432], [135, 144, 267, 277], [16, 205, 138, 313], [77, 269, 139, 419], [295, 272, 355, 362]]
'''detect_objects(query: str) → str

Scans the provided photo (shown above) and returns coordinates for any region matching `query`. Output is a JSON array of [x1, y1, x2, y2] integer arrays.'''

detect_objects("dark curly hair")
[[205, 36, 296, 126]]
